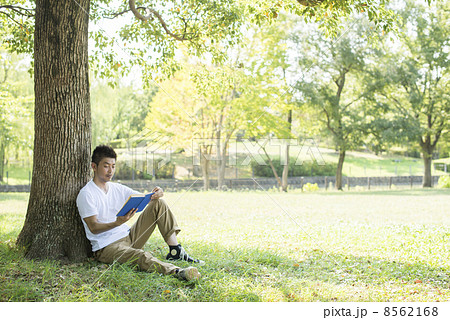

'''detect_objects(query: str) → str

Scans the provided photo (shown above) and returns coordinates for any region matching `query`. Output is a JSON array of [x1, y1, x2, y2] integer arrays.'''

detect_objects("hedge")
[[251, 156, 336, 177]]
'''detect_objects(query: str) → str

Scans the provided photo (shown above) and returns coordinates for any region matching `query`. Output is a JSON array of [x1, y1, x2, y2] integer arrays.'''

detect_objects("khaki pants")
[[94, 199, 181, 275]]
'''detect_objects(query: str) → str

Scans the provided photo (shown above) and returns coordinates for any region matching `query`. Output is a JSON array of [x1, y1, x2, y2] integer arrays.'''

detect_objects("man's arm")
[[83, 208, 137, 234]]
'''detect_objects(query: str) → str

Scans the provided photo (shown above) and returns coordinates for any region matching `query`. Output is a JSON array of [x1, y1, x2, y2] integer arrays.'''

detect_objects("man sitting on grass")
[[76, 145, 203, 281]]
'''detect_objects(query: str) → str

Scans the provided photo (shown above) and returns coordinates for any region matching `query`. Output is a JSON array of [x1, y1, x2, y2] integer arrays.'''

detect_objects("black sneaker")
[[174, 267, 201, 281], [167, 244, 205, 265]]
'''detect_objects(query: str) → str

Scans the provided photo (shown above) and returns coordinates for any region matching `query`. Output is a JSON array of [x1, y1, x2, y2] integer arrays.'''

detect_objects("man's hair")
[[91, 145, 117, 165]]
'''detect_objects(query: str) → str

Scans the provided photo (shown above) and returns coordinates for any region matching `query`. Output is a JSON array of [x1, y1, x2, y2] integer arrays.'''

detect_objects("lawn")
[[0, 164, 32, 185], [0, 189, 449, 302]]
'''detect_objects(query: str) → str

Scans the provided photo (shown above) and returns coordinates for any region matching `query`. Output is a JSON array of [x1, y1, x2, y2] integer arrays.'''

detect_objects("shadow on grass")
[[144, 240, 450, 301], [143, 238, 450, 289], [1, 236, 448, 302]]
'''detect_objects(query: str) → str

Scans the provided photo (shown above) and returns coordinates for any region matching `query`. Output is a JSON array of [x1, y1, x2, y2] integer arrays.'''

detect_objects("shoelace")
[[179, 247, 196, 263]]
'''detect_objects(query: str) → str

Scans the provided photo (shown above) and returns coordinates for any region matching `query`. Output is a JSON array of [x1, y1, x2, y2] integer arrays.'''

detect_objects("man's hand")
[[151, 186, 164, 200], [116, 208, 137, 225]]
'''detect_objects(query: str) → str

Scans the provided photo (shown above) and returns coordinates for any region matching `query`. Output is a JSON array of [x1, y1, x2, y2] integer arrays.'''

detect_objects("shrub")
[[113, 163, 135, 180], [154, 162, 175, 179], [303, 183, 319, 192], [434, 162, 447, 172], [437, 175, 450, 188], [114, 161, 175, 180], [251, 156, 336, 177]]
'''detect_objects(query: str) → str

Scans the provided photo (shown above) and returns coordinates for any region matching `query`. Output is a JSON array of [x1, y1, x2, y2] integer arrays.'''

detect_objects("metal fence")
[[121, 175, 442, 192], [0, 175, 442, 193]]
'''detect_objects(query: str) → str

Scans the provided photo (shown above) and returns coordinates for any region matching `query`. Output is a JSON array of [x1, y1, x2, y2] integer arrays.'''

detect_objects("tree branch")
[[322, 105, 338, 138], [260, 142, 282, 190], [380, 90, 411, 116], [104, 6, 147, 19], [431, 119, 444, 149], [0, 5, 34, 17], [297, 0, 326, 6], [342, 93, 364, 112], [128, 0, 188, 41], [0, 59, 10, 84], [0, 10, 32, 32]]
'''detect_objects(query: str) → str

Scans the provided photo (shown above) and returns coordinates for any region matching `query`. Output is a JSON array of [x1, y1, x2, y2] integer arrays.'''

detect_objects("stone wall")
[[0, 185, 31, 192]]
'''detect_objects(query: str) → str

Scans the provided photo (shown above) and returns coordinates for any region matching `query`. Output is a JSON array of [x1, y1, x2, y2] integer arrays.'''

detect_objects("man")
[[76, 145, 203, 281]]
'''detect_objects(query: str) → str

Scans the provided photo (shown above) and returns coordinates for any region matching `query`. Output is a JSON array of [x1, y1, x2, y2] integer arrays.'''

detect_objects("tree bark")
[[422, 153, 433, 188], [421, 138, 434, 188], [217, 133, 233, 191], [281, 143, 290, 192], [335, 149, 346, 190], [217, 143, 227, 191], [281, 109, 292, 192], [0, 141, 4, 182], [200, 151, 210, 191], [17, 0, 92, 262], [262, 145, 282, 190]]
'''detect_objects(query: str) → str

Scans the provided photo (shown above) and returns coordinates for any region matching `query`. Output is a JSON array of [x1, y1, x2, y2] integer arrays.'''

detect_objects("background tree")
[[373, 0, 449, 187], [0, 50, 34, 182], [191, 65, 250, 190], [243, 16, 297, 192], [294, 22, 377, 190], [144, 69, 207, 185], [90, 80, 157, 146]]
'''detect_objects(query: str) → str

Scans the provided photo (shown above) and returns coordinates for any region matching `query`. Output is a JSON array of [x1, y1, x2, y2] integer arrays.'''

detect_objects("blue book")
[[116, 193, 155, 216]]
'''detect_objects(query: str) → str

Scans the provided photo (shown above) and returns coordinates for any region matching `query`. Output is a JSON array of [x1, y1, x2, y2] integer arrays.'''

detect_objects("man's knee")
[[156, 198, 168, 207], [146, 198, 169, 214], [148, 198, 165, 208]]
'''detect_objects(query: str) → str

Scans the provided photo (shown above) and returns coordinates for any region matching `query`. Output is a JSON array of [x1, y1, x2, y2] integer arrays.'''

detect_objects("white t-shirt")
[[76, 180, 140, 252]]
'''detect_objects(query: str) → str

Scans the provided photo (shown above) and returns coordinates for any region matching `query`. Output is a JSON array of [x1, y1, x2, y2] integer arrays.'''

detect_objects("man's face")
[[92, 157, 116, 183]]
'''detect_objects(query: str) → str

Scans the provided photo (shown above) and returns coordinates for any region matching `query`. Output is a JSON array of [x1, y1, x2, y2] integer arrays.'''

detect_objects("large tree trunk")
[[17, 0, 92, 262], [335, 149, 346, 190]]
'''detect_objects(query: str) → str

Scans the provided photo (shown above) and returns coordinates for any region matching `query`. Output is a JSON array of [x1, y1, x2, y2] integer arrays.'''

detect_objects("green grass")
[[0, 165, 32, 185], [1, 189, 449, 301], [324, 151, 426, 177]]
